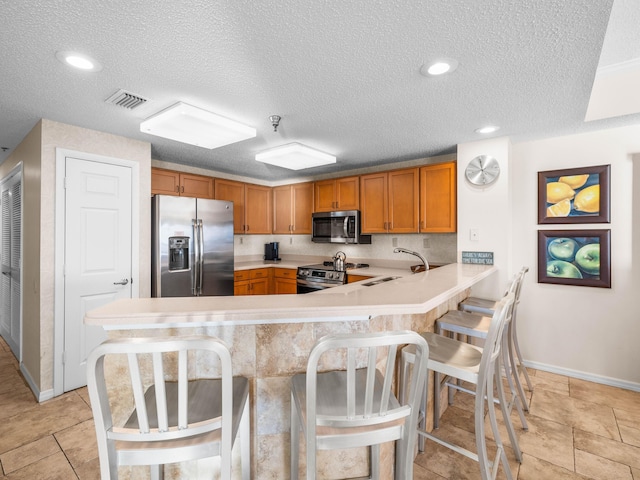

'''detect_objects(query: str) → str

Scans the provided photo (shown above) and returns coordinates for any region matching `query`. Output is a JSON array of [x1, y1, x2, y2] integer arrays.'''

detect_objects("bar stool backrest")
[[87, 335, 236, 478]]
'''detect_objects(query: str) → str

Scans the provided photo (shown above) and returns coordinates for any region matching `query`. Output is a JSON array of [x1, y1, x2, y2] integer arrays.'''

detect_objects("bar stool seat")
[[400, 294, 517, 480]]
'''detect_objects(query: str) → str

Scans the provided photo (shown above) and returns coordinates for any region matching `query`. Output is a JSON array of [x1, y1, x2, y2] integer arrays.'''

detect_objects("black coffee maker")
[[264, 242, 280, 261]]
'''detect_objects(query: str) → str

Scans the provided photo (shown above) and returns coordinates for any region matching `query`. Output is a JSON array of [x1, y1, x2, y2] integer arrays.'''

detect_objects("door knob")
[[113, 278, 129, 285]]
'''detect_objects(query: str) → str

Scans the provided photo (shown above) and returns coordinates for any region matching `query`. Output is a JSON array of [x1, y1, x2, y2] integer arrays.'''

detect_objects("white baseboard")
[[523, 360, 640, 393], [20, 363, 54, 402]]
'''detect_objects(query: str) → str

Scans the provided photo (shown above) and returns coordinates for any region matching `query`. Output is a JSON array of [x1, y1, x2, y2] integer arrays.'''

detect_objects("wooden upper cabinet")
[[214, 178, 245, 234], [151, 168, 180, 196], [273, 182, 313, 234], [313, 176, 359, 212], [360, 168, 419, 233], [419, 161, 457, 232], [151, 168, 213, 198], [245, 183, 272, 234], [215, 179, 271, 234], [388, 168, 419, 233], [360, 172, 388, 233], [180, 173, 214, 199]]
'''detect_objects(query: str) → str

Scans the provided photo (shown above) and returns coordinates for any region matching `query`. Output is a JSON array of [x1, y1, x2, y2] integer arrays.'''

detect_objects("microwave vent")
[[104, 89, 149, 109]]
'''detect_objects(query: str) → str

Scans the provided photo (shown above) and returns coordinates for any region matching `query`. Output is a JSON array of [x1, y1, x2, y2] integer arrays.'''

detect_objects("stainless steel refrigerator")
[[152, 195, 234, 297]]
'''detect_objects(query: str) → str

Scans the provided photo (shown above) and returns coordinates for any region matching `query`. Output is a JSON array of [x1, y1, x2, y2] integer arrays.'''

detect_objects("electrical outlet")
[[423, 238, 430, 248], [392, 237, 398, 247], [470, 229, 479, 242], [289, 237, 293, 245]]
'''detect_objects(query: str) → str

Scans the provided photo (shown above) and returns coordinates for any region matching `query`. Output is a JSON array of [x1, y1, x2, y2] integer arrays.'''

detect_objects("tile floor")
[[0, 335, 638, 479]]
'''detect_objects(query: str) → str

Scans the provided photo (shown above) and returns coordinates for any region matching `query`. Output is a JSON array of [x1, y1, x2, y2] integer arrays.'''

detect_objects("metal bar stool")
[[291, 331, 429, 480], [400, 294, 516, 480], [87, 335, 250, 480], [459, 266, 533, 408], [435, 278, 526, 463]]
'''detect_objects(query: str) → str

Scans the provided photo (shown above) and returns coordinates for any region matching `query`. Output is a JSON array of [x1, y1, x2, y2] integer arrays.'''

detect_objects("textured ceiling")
[[1, 0, 638, 182]]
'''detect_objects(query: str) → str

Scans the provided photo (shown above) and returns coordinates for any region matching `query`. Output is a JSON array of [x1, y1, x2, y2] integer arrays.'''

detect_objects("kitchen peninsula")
[[85, 263, 496, 478]]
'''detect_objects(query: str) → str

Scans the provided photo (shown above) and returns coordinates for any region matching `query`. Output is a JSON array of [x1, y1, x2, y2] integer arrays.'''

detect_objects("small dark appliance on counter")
[[264, 242, 280, 261]]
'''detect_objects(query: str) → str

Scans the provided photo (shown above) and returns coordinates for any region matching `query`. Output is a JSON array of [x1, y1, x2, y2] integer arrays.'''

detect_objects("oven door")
[[296, 278, 342, 294]]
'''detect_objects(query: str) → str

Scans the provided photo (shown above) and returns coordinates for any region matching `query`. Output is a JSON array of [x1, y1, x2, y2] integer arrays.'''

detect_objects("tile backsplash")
[[234, 233, 457, 265]]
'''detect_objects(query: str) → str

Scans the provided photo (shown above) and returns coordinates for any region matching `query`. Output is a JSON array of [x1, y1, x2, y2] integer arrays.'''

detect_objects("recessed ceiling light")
[[256, 143, 336, 170], [475, 125, 500, 134], [55, 51, 102, 72], [420, 58, 459, 77]]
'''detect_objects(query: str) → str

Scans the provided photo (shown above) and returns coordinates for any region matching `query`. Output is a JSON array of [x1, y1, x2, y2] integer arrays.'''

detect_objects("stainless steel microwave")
[[311, 210, 372, 244]]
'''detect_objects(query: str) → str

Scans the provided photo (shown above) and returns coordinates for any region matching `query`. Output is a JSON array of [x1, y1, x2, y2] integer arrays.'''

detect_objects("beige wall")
[[0, 121, 43, 387], [2, 119, 151, 395], [458, 124, 640, 388]]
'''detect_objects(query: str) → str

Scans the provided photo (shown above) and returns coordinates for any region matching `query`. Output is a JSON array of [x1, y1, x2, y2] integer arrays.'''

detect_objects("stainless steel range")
[[296, 261, 369, 294]]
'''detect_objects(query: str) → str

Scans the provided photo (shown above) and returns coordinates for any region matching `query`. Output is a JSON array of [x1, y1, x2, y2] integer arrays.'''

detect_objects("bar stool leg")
[[290, 392, 300, 480], [495, 355, 523, 463], [511, 320, 534, 394], [484, 364, 514, 480], [501, 331, 528, 431]]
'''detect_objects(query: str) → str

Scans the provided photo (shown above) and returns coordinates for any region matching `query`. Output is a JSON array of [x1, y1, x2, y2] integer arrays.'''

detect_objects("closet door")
[[0, 174, 21, 359]]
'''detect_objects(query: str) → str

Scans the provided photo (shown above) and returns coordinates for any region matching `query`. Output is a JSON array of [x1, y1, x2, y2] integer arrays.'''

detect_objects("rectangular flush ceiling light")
[[255, 142, 336, 170], [140, 102, 256, 149]]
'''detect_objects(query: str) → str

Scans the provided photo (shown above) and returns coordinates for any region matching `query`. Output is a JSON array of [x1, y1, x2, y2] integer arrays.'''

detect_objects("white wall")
[[459, 125, 640, 389]]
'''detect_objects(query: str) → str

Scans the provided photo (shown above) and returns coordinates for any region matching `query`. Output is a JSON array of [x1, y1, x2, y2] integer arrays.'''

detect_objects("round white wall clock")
[[465, 155, 500, 186]]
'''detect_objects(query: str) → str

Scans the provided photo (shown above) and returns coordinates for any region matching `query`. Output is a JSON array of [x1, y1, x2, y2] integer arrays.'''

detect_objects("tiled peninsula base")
[[103, 288, 470, 480]]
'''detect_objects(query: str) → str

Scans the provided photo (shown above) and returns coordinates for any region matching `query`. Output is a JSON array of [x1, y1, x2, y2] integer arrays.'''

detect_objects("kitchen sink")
[[362, 276, 401, 286]]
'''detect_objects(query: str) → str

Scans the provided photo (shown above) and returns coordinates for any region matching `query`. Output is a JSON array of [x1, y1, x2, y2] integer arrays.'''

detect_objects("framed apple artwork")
[[538, 229, 611, 288]]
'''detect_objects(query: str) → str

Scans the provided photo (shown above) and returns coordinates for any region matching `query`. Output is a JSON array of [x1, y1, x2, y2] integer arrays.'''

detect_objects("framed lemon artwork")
[[537, 164, 610, 224]]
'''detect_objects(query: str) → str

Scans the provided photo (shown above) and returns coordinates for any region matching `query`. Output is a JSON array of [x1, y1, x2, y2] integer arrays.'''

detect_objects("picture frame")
[[537, 229, 611, 288], [538, 164, 610, 224]]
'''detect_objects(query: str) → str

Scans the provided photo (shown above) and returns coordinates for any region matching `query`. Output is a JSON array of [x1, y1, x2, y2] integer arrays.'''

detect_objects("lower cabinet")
[[273, 268, 297, 294], [234, 267, 298, 295], [234, 268, 271, 296], [347, 274, 373, 284]]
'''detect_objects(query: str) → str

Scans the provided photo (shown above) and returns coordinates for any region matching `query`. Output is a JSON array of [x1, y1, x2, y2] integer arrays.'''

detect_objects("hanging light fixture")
[[256, 142, 336, 170], [140, 102, 256, 149]]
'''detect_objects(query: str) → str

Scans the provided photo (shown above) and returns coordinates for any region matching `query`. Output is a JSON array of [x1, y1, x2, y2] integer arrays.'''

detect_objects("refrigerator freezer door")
[[197, 198, 234, 296], [152, 195, 197, 297]]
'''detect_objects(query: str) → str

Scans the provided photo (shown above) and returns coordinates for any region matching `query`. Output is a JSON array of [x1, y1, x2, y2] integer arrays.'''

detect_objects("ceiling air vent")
[[104, 89, 149, 109]]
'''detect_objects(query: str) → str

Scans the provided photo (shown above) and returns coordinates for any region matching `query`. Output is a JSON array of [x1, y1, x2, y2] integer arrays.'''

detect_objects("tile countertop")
[[85, 263, 497, 329]]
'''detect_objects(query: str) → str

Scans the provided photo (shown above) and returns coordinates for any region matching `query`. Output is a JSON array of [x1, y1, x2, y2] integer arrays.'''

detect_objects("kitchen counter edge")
[[85, 263, 497, 329]]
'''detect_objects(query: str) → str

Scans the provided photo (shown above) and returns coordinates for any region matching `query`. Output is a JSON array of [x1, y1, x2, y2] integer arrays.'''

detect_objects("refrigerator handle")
[[197, 219, 204, 295], [192, 219, 199, 295]]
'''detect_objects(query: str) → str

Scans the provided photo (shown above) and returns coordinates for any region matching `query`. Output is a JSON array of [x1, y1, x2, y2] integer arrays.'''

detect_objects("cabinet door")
[[273, 278, 297, 294], [245, 183, 272, 234], [273, 185, 293, 234], [215, 179, 245, 233], [360, 173, 388, 233], [336, 176, 359, 210], [388, 168, 419, 233], [234, 280, 250, 296], [250, 277, 270, 295], [151, 168, 180, 196], [314, 179, 336, 212], [180, 173, 214, 199], [420, 162, 457, 232], [292, 182, 313, 234]]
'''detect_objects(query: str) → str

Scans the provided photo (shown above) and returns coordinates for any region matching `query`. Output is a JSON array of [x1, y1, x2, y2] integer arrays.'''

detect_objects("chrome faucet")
[[394, 247, 429, 271]]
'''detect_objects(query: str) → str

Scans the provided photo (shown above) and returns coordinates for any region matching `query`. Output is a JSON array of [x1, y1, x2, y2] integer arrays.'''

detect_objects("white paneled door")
[[0, 172, 21, 360], [63, 158, 133, 391]]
